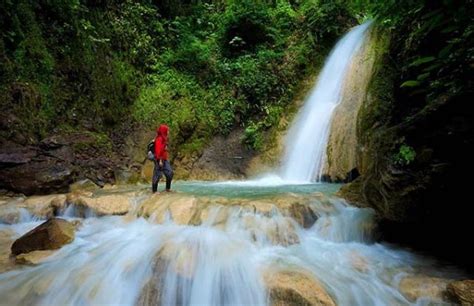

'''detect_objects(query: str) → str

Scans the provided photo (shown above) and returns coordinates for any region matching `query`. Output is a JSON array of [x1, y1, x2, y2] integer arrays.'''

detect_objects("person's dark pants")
[[152, 159, 173, 192]]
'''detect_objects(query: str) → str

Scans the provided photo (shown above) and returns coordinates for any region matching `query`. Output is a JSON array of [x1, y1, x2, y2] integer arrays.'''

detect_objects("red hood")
[[157, 124, 169, 139]]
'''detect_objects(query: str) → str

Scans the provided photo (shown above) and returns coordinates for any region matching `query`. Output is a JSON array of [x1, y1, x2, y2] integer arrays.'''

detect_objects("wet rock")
[[348, 250, 369, 273], [399, 276, 451, 303], [0, 229, 16, 273], [11, 218, 75, 255], [22, 194, 67, 217], [137, 255, 166, 306], [323, 30, 377, 182], [345, 168, 360, 183], [264, 270, 335, 306], [447, 280, 474, 305], [138, 193, 200, 225], [70, 179, 100, 193], [15, 250, 56, 265], [73, 194, 131, 215], [249, 194, 319, 228]]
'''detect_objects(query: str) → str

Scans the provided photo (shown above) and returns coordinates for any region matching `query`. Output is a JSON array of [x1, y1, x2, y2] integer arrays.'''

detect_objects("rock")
[[348, 251, 368, 273], [73, 194, 131, 215], [399, 276, 451, 303], [345, 168, 360, 183], [39, 135, 67, 150], [140, 160, 154, 183], [70, 179, 100, 193], [0, 146, 36, 165], [22, 194, 67, 218], [11, 218, 75, 255], [447, 280, 474, 305], [248, 194, 319, 228], [177, 128, 254, 180], [102, 184, 117, 190], [322, 28, 377, 182], [138, 193, 200, 225], [264, 270, 335, 306], [0, 158, 74, 195], [114, 168, 140, 184], [0, 229, 16, 273], [137, 256, 167, 306], [15, 250, 56, 265]]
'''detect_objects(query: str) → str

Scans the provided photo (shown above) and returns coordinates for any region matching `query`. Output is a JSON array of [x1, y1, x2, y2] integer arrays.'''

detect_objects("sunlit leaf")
[[400, 80, 420, 88], [409, 56, 436, 67]]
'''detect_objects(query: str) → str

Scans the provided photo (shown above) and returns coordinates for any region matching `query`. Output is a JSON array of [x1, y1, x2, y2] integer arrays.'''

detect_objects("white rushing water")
[[280, 21, 372, 183], [0, 187, 461, 306]]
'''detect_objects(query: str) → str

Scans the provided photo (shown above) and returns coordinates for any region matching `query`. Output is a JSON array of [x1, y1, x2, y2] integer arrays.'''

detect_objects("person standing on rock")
[[152, 124, 173, 193]]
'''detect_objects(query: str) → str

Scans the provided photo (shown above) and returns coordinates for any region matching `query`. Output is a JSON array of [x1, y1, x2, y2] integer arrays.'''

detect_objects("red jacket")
[[154, 124, 169, 160]]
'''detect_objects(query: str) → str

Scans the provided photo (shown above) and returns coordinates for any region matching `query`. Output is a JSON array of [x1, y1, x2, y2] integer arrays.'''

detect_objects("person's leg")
[[152, 160, 163, 193], [162, 160, 174, 191]]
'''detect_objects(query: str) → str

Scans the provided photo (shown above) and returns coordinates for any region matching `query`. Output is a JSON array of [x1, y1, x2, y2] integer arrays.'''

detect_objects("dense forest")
[[1, 0, 473, 272], [0, 0, 356, 152]]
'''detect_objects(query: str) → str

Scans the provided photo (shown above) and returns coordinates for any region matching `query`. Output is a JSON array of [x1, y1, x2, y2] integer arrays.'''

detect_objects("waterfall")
[[280, 21, 372, 183]]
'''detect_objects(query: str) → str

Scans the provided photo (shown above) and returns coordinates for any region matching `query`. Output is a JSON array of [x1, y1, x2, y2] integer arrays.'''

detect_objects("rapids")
[[0, 182, 462, 305]]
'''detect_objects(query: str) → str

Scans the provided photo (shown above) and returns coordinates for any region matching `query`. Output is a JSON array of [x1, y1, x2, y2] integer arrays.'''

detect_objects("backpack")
[[147, 140, 155, 160]]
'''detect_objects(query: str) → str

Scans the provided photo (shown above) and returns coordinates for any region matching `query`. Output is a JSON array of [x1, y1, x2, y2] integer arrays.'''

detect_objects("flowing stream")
[[0, 182, 462, 305]]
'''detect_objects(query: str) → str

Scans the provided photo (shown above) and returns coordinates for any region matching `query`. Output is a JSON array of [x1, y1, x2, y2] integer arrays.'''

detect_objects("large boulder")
[[138, 193, 201, 225], [447, 280, 474, 305], [264, 270, 335, 306], [11, 218, 75, 255], [72, 194, 132, 216], [0, 143, 74, 195]]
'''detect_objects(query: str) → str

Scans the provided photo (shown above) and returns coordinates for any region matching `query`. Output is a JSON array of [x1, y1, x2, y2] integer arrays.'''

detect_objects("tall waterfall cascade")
[[280, 21, 372, 183]]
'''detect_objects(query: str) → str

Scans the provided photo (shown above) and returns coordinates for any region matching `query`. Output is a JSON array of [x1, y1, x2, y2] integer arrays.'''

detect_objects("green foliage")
[[243, 122, 264, 150], [1, 0, 355, 156], [221, 1, 273, 57], [299, 0, 355, 44], [353, 0, 473, 102], [394, 144, 416, 166], [400, 80, 420, 88]]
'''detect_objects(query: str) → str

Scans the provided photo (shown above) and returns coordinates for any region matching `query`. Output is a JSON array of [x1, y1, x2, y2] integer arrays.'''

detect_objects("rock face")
[[0, 131, 131, 195], [172, 129, 255, 181], [338, 25, 474, 273], [0, 144, 74, 195], [11, 218, 75, 255], [264, 270, 335, 306], [447, 280, 474, 305], [322, 27, 377, 182]]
